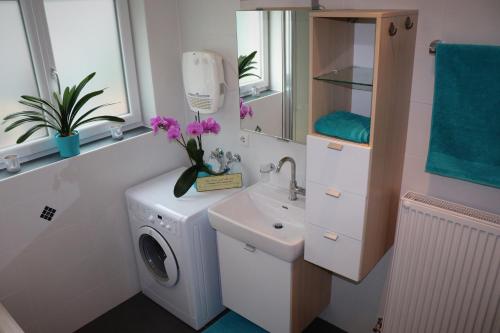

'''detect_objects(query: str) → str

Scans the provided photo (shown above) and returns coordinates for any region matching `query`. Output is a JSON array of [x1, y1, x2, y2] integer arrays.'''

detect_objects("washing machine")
[[125, 167, 241, 330]]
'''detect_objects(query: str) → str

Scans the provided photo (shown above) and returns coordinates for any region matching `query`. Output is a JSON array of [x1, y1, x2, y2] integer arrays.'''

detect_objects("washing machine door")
[[137, 226, 179, 287]]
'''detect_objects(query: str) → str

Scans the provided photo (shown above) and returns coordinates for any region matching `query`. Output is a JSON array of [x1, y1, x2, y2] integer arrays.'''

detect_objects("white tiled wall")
[[0, 1, 187, 332], [0, 134, 186, 333], [178, 0, 500, 332]]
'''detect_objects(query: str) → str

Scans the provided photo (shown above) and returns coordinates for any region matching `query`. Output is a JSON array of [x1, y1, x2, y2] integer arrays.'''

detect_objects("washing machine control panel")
[[127, 199, 178, 235], [154, 213, 178, 235]]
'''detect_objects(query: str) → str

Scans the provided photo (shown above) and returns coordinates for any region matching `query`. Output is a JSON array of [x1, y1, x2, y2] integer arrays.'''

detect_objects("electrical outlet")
[[239, 131, 249, 147]]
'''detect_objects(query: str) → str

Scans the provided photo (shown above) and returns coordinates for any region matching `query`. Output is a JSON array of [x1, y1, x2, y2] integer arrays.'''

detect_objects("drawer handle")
[[327, 142, 343, 151], [324, 232, 339, 241], [325, 188, 341, 198], [244, 244, 256, 252]]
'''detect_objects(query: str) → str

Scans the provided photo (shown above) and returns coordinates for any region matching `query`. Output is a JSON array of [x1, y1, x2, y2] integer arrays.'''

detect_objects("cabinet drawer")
[[306, 135, 370, 195], [306, 181, 366, 240], [305, 224, 362, 281]]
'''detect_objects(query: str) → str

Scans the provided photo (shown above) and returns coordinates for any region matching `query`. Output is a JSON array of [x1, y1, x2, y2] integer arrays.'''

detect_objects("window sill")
[[0, 126, 151, 182], [242, 89, 280, 103]]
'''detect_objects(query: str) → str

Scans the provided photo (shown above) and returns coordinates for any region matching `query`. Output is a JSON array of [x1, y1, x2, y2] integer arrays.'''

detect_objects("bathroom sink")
[[208, 182, 305, 262]]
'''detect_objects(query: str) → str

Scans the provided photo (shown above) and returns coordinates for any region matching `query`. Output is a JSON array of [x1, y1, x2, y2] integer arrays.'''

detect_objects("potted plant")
[[2, 72, 125, 158], [238, 51, 259, 120], [238, 51, 260, 80], [151, 114, 227, 197]]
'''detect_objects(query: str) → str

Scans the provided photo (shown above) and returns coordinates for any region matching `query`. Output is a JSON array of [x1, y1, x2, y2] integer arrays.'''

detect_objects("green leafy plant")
[[238, 51, 261, 80], [2, 72, 125, 143]]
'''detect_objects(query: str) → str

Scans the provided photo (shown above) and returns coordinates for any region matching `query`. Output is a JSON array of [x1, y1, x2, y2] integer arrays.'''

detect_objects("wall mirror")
[[236, 10, 309, 144]]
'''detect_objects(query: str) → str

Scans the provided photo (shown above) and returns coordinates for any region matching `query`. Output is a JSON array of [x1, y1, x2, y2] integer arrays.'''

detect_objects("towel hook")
[[429, 40, 443, 55], [389, 22, 398, 36], [405, 17, 414, 30]]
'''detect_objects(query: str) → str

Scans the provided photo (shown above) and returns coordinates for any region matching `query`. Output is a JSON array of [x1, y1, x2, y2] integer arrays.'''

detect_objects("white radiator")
[[382, 192, 500, 333]]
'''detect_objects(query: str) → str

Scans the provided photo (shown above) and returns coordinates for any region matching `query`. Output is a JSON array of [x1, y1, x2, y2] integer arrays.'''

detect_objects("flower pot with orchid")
[[151, 114, 226, 198]]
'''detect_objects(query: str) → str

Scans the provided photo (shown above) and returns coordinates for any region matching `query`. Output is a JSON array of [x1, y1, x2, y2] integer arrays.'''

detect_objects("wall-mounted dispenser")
[[182, 51, 226, 114]]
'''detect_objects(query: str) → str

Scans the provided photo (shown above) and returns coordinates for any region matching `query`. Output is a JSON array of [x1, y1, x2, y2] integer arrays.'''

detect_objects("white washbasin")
[[208, 182, 305, 262]]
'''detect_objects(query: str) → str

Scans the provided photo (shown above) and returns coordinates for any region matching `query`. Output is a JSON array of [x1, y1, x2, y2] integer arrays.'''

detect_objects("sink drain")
[[273, 223, 284, 229]]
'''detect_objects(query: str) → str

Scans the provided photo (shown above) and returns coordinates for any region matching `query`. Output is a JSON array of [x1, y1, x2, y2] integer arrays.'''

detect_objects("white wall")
[[178, 0, 500, 332], [131, 0, 185, 124], [0, 1, 187, 332], [242, 92, 283, 138], [178, 0, 306, 192], [351, 22, 375, 117], [0, 135, 185, 333]]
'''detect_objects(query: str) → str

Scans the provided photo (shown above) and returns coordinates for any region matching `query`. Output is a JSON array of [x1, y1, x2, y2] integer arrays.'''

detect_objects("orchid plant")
[[240, 98, 253, 119], [151, 114, 225, 197]]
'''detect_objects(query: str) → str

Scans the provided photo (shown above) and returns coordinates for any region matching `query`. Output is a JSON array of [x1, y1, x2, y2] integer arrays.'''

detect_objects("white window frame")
[[238, 11, 270, 97], [0, 0, 142, 166]]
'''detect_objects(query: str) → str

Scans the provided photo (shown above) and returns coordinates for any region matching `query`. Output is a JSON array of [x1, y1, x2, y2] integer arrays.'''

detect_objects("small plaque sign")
[[196, 173, 243, 192]]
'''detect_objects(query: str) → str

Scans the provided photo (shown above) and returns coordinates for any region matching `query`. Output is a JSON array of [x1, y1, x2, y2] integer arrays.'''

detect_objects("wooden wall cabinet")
[[304, 10, 418, 281]]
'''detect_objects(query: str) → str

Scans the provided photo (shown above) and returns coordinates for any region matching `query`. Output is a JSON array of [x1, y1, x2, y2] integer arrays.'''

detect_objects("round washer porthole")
[[138, 226, 179, 287]]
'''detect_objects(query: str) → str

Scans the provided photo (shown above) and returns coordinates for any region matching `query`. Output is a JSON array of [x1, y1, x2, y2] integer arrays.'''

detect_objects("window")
[[236, 11, 269, 96], [0, 0, 141, 165], [0, 1, 47, 150]]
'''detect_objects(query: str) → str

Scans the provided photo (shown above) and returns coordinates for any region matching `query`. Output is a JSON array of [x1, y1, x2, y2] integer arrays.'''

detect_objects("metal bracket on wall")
[[311, 0, 321, 10], [429, 40, 443, 55]]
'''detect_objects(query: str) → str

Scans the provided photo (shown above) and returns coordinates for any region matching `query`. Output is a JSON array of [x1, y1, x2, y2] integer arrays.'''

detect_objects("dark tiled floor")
[[76, 293, 346, 333]]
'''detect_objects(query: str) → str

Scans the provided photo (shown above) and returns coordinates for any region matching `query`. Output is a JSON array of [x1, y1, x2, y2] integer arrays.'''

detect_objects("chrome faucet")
[[209, 148, 241, 172], [276, 156, 306, 201]]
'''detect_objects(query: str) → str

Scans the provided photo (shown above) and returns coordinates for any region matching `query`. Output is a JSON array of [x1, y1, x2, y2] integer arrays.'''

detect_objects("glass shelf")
[[314, 66, 373, 91]]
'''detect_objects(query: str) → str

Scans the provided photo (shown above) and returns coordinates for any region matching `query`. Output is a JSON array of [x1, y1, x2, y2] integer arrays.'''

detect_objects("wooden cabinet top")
[[310, 9, 418, 19]]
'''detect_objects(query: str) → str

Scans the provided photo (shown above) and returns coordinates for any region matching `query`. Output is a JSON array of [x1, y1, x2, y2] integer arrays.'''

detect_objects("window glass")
[[44, 0, 129, 120], [0, 1, 47, 149], [236, 11, 266, 87]]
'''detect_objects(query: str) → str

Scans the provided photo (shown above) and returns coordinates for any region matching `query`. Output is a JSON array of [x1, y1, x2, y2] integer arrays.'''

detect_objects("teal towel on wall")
[[314, 111, 370, 144], [426, 43, 500, 188]]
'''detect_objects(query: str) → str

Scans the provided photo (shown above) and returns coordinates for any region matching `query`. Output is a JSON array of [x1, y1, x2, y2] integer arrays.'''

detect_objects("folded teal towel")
[[426, 43, 500, 188], [314, 111, 370, 144]]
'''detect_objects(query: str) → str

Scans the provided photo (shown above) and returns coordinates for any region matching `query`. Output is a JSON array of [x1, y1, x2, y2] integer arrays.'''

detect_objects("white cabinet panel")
[[217, 232, 292, 333], [305, 224, 362, 281], [306, 181, 366, 240], [306, 135, 371, 196]]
